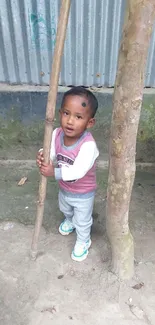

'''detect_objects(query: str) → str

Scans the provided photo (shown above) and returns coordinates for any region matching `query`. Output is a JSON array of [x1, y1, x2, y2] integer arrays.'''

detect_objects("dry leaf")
[[132, 282, 144, 290], [18, 177, 28, 186]]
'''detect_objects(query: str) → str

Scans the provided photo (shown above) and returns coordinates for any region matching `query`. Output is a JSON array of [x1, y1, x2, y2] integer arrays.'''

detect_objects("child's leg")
[[59, 191, 73, 221], [71, 195, 95, 261], [58, 191, 75, 235], [72, 195, 94, 243]]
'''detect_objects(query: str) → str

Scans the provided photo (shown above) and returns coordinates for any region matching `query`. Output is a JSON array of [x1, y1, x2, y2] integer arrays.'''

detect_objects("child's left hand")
[[40, 161, 54, 177]]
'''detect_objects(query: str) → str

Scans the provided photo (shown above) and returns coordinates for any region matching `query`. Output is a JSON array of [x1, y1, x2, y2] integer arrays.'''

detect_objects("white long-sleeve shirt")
[[50, 128, 99, 183]]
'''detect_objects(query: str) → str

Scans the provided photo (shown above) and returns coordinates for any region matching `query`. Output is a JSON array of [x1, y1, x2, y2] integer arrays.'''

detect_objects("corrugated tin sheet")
[[0, 0, 155, 87]]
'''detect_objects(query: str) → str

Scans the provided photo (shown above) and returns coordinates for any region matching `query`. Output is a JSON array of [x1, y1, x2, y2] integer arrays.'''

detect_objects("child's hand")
[[36, 149, 44, 168], [40, 161, 54, 177], [36, 149, 54, 177]]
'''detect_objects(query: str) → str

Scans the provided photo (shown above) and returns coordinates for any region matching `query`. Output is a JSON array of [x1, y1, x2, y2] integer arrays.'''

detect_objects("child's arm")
[[55, 141, 99, 181]]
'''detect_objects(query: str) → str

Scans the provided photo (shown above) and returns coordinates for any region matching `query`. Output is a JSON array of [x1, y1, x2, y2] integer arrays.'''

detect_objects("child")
[[36, 86, 99, 262]]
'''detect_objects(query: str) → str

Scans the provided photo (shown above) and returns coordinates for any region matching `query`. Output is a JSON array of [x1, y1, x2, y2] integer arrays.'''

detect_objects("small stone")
[[64, 287, 69, 291], [57, 274, 64, 279], [70, 270, 75, 276], [129, 305, 144, 320], [3, 223, 14, 231]]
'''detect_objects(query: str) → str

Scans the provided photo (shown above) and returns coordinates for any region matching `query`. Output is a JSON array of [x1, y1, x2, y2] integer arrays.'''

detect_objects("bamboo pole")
[[30, 0, 71, 260]]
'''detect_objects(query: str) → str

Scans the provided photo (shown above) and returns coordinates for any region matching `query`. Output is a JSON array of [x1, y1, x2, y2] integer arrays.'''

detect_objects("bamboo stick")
[[30, 0, 71, 260]]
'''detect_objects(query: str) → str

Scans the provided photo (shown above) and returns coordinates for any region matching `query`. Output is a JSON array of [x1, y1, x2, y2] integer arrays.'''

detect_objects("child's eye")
[[63, 111, 68, 115], [76, 116, 82, 119]]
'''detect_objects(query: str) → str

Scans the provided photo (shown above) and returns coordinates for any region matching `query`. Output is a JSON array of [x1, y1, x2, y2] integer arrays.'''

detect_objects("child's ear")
[[87, 118, 95, 129]]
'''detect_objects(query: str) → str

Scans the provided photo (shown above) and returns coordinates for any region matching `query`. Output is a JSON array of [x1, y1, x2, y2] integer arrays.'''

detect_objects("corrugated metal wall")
[[0, 0, 155, 87]]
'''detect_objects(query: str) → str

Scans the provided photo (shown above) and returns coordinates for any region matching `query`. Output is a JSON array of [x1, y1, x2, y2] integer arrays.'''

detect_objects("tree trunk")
[[106, 0, 155, 279]]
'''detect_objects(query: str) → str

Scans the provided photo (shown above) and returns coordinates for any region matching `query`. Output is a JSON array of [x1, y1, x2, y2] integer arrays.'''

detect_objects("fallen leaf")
[[18, 177, 28, 186], [132, 282, 144, 290], [41, 306, 56, 314]]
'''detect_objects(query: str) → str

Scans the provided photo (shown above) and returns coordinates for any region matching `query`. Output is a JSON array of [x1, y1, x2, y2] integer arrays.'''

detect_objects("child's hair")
[[61, 86, 98, 118]]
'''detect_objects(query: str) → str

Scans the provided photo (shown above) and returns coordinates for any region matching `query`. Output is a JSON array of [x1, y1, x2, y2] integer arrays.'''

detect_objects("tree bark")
[[31, 0, 71, 260], [106, 0, 155, 279]]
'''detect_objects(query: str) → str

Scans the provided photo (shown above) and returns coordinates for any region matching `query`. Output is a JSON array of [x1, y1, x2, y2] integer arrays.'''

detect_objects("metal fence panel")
[[0, 0, 155, 87]]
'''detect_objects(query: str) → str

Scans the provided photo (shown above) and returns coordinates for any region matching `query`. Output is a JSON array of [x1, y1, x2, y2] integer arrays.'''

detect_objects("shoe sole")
[[71, 240, 92, 262], [59, 227, 74, 236]]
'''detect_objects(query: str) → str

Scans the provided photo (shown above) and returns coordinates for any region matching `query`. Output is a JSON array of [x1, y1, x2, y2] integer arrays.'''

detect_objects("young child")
[[37, 86, 99, 262]]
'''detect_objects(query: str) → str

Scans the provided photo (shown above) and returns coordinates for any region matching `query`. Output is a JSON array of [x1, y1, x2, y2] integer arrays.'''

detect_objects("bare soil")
[[0, 161, 155, 325]]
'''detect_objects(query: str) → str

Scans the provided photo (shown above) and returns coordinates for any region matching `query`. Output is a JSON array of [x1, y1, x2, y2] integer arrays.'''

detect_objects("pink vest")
[[55, 128, 97, 194]]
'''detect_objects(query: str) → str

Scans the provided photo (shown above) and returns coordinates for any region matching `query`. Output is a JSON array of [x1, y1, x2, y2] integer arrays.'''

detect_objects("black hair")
[[61, 86, 98, 118]]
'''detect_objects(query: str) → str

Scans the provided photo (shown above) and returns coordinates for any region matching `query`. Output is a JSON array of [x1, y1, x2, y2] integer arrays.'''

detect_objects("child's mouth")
[[66, 127, 74, 133]]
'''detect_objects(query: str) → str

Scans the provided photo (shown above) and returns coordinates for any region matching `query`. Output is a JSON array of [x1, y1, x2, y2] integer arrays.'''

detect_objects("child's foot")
[[59, 219, 75, 236], [71, 239, 91, 262]]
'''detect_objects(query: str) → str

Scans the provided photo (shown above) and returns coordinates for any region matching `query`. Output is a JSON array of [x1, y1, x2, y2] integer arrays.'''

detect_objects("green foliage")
[[138, 97, 155, 141]]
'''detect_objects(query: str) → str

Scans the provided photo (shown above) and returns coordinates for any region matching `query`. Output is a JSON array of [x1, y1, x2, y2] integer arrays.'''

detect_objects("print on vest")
[[57, 153, 77, 183]]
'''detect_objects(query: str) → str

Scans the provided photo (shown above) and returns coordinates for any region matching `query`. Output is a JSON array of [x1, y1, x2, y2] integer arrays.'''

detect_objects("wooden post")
[[106, 0, 155, 279], [31, 0, 71, 260]]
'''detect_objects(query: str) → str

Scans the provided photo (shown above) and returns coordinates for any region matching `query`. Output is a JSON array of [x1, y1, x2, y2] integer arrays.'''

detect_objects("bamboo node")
[[45, 117, 54, 124]]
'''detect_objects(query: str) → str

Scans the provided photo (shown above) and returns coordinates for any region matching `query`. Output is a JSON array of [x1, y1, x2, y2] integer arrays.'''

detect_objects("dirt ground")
[[0, 160, 155, 325]]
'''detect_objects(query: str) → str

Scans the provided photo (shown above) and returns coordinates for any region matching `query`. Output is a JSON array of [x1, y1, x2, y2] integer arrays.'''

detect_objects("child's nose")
[[68, 115, 73, 124]]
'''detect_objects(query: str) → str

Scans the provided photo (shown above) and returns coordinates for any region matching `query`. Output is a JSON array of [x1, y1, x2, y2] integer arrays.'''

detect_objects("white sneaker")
[[59, 219, 75, 236], [71, 239, 92, 262]]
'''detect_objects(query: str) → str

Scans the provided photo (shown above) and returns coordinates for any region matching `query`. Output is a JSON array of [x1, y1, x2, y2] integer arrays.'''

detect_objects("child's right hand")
[[36, 149, 44, 168]]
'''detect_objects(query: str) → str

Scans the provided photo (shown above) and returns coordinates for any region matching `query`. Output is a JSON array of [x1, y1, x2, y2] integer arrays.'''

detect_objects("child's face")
[[59, 95, 95, 139]]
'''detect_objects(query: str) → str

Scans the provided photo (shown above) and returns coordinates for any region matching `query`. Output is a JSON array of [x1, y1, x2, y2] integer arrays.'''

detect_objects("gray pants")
[[58, 190, 95, 243]]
